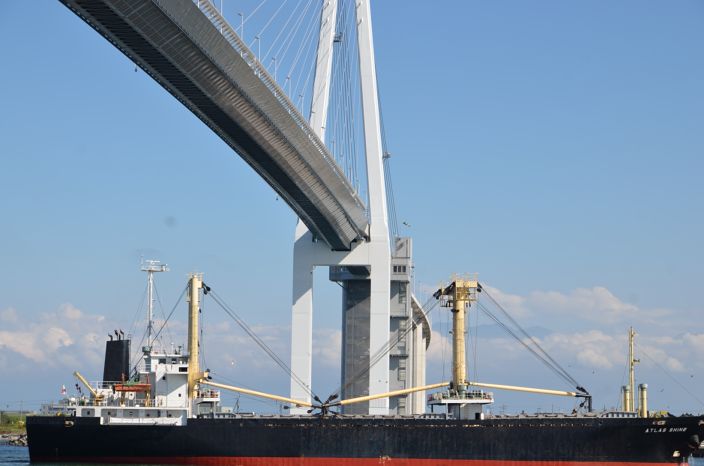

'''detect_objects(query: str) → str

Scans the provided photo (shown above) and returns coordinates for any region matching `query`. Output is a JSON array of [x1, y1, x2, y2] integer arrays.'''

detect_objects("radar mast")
[[141, 259, 169, 350]]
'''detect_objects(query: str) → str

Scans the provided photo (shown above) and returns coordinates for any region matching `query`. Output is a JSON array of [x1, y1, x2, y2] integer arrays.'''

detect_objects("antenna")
[[141, 259, 169, 350]]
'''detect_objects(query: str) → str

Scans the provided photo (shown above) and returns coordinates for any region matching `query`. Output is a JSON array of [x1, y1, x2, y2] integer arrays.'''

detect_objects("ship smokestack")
[[103, 335, 130, 383], [638, 383, 648, 418], [621, 385, 632, 412]]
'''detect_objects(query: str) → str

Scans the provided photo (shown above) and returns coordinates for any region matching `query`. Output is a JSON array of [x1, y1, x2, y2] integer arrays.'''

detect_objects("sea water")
[[0, 446, 28, 466]]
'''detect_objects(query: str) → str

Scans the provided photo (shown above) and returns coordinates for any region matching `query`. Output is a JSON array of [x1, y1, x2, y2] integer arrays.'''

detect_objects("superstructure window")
[[398, 285, 407, 304]]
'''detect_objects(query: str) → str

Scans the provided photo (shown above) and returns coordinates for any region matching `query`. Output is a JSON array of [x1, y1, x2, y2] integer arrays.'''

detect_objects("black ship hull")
[[27, 414, 704, 465]]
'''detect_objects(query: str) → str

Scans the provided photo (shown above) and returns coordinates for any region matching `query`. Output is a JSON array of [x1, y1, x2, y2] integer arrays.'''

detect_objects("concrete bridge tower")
[[289, 0, 424, 415]]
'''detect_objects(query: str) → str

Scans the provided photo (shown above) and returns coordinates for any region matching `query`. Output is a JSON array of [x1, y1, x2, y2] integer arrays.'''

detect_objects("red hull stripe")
[[31, 457, 685, 466]]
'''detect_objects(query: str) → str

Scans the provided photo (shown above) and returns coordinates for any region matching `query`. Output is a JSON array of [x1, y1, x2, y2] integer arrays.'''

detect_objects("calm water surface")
[[0, 445, 156, 466], [0, 446, 28, 466]]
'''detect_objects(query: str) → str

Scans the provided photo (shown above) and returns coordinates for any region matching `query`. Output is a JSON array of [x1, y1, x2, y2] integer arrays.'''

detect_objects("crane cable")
[[635, 342, 704, 409], [330, 294, 440, 400], [378, 84, 399, 239], [478, 287, 586, 393], [129, 284, 188, 377], [206, 288, 318, 401]]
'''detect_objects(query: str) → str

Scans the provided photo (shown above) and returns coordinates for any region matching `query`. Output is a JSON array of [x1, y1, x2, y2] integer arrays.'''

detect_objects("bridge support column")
[[289, 222, 316, 411], [354, 0, 391, 415], [367, 238, 391, 415], [290, 0, 391, 415], [289, 223, 390, 415]]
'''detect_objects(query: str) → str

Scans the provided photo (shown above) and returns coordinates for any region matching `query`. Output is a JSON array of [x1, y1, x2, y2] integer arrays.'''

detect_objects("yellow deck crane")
[[426, 276, 592, 418], [193, 275, 591, 416], [73, 371, 104, 403]]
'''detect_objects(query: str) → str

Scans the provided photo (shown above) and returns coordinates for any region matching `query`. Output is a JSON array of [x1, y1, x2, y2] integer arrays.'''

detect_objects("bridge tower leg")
[[289, 0, 391, 415], [289, 0, 338, 413]]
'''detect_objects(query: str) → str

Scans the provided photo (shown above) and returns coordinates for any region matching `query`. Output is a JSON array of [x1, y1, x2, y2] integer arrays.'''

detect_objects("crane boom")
[[200, 379, 313, 408], [335, 382, 451, 407], [73, 371, 102, 400], [468, 381, 577, 397]]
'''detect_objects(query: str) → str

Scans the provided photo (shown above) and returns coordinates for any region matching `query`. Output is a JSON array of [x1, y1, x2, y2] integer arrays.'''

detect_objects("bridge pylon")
[[289, 0, 391, 415]]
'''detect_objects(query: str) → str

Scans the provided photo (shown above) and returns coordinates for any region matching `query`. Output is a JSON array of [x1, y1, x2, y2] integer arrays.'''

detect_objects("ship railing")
[[75, 380, 120, 392], [601, 411, 640, 418], [41, 395, 160, 413], [40, 401, 78, 415], [428, 390, 494, 402], [95, 381, 121, 390], [196, 389, 220, 399], [41, 397, 106, 410], [89, 398, 155, 408], [465, 390, 494, 400]]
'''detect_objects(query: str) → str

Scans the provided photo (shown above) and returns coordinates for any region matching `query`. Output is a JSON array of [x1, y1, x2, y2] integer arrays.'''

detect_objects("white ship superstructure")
[[43, 265, 220, 426]]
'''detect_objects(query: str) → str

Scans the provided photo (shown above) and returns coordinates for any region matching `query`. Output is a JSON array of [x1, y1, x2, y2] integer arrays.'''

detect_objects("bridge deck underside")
[[60, 0, 368, 250]]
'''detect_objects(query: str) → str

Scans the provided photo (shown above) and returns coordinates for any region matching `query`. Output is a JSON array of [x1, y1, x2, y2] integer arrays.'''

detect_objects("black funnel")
[[103, 338, 130, 383]]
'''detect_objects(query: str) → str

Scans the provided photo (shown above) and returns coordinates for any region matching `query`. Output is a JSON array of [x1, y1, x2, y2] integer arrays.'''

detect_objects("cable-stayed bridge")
[[60, 0, 427, 416], [60, 0, 367, 251]]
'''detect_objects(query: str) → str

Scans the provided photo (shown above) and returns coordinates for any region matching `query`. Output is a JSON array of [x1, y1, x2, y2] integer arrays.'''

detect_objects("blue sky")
[[0, 1, 702, 414]]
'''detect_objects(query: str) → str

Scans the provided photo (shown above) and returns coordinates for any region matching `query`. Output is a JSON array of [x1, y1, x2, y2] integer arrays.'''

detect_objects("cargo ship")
[[27, 266, 704, 464], [26, 0, 704, 462]]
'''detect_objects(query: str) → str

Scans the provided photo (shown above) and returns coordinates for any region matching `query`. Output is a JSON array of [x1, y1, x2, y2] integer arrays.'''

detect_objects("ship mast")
[[427, 276, 492, 419], [623, 327, 641, 413], [428, 276, 592, 417], [141, 260, 169, 350], [187, 273, 204, 400], [449, 278, 477, 395]]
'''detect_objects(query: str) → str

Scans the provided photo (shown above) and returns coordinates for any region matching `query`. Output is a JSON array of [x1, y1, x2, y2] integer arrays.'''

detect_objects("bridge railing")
[[192, 0, 365, 212]]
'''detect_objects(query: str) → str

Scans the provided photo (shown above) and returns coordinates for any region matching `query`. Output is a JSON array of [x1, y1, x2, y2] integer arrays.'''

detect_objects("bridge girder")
[[60, 0, 369, 250]]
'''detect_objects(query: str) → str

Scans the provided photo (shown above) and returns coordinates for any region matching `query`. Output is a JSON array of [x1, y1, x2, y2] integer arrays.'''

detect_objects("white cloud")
[[636, 343, 686, 373], [312, 329, 341, 368], [60, 303, 83, 320], [0, 307, 18, 323], [0, 303, 111, 371], [201, 323, 341, 376], [0, 330, 45, 361], [576, 347, 614, 369], [208, 326, 289, 371], [683, 333, 704, 353], [481, 285, 530, 318], [44, 327, 74, 350], [426, 329, 451, 365], [479, 282, 698, 337], [542, 330, 619, 369], [527, 286, 638, 324]]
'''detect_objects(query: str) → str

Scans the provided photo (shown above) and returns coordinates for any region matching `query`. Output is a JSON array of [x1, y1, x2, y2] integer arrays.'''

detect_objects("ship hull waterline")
[[27, 415, 704, 464]]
